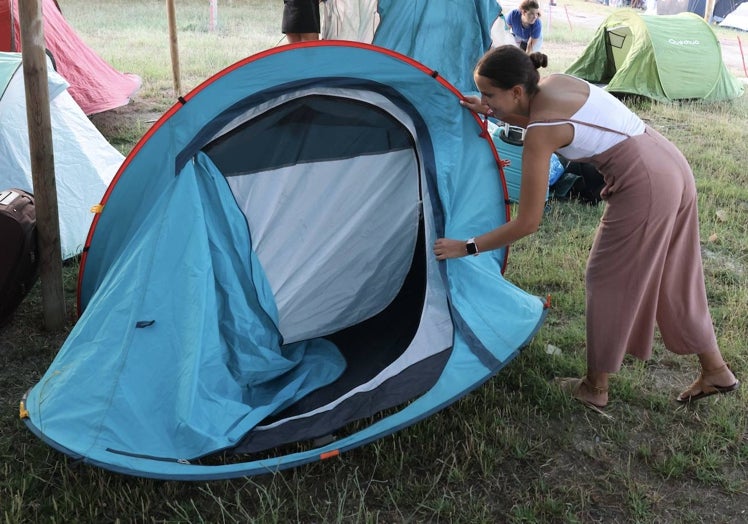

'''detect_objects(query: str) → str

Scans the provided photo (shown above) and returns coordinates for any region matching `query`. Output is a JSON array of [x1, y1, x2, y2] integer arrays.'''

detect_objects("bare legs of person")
[[285, 32, 319, 44]]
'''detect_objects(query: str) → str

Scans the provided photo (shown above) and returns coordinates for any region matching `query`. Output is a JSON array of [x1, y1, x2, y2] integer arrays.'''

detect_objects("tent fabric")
[[0, 52, 123, 259], [0, 0, 141, 115], [657, 0, 746, 20], [22, 42, 546, 480], [565, 11, 744, 102], [322, 0, 499, 93], [218, 99, 421, 343], [24, 152, 346, 461], [720, 2, 748, 29]]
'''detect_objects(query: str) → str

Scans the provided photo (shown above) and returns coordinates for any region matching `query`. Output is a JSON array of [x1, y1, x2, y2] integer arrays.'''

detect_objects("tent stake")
[[19, 0, 66, 330]]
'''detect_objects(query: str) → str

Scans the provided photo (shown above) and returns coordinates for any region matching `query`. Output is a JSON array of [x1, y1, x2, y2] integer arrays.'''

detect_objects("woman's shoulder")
[[531, 75, 590, 118], [542, 73, 587, 88]]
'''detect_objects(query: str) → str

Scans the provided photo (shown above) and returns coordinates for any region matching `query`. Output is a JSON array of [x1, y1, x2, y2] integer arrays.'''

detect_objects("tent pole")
[[166, 0, 181, 97], [18, 0, 66, 330]]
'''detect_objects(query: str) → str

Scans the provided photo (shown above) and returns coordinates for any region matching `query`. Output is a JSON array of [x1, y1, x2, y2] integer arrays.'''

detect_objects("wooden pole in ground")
[[563, 5, 573, 31], [166, 0, 181, 96], [18, 0, 66, 330], [209, 0, 218, 32], [9, 0, 17, 50], [704, 0, 716, 22]]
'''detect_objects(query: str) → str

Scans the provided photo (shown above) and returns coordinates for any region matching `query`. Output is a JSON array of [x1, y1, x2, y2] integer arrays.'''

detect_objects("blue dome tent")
[[21, 42, 547, 480], [321, 0, 500, 94]]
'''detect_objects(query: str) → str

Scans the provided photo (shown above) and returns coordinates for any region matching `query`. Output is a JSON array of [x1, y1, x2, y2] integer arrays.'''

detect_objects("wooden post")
[[166, 0, 181, 97], [9, 0, 17, 51], [704, 0, 716, 22], [18, 0, 66, 330], [209, 0, 218, 32]]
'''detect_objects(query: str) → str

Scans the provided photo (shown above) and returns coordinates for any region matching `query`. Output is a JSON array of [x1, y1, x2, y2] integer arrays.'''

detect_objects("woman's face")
[[521, 8, 540, 25], [475, 74, 516, 121]]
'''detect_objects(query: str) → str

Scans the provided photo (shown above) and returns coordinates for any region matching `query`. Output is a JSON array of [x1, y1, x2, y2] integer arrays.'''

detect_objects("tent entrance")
[[606, 26, 633, 76], [202, 91, 453, 453]]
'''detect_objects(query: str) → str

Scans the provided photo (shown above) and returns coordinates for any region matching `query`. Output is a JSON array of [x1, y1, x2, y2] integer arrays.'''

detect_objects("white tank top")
[[527, 79, 645, 160]]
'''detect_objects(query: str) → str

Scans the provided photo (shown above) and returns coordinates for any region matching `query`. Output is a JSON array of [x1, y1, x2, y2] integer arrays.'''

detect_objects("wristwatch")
[[465, 237, 479, 256]]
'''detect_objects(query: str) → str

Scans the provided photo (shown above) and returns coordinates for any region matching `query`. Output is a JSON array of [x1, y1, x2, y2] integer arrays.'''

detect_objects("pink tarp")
[[1, 0, 141, 115]]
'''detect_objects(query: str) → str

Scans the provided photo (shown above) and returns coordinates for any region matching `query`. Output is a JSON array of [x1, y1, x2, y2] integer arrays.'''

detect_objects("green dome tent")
[[566, 11, 744, 102]]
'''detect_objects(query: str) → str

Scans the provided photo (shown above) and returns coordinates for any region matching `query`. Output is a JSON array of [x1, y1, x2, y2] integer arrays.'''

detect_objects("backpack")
[[550, 160, 606, 205]]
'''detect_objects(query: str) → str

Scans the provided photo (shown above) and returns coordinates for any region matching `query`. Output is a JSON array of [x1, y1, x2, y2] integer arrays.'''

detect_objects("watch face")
[[466, 241, 477, 255]]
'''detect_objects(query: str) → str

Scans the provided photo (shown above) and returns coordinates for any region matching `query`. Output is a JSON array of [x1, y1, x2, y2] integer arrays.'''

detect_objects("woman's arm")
[[525, 36, 538, 53], [433, 125, 568, 260], [525, 21, 542, 53]]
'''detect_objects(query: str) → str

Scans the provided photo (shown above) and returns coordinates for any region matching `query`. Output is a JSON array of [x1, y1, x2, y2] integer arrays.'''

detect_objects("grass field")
[[1, 1, 747, 522]]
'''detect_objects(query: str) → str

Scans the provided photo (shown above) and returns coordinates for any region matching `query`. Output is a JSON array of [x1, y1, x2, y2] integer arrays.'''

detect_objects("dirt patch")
[[88, 97, 164, 140]]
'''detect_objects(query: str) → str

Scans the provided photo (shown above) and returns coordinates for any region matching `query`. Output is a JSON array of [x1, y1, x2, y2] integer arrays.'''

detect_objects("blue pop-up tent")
[[21, 41, 546, 481], [322, 0, 499, 93]]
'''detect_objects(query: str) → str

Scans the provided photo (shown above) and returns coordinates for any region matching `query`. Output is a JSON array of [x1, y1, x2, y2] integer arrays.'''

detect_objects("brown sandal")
[[676, 364, 740, 403]]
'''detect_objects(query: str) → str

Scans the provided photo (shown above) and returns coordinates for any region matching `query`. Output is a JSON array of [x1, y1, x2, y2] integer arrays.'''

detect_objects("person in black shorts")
[[282, 0, 323, 43]]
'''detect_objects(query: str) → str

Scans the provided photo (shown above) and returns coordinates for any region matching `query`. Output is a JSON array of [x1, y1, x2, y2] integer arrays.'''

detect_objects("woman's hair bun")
[[529, 52, 548, 69]]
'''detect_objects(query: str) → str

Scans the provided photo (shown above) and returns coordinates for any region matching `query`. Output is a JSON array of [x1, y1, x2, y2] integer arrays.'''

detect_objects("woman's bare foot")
[[555, 376, 608, 412], [573, 377, 608, 408]]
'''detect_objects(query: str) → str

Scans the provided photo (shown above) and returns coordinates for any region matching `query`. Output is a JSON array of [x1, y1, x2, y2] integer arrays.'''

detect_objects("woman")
[[433, 46, 739, 411], [505, 0, 543, 53]]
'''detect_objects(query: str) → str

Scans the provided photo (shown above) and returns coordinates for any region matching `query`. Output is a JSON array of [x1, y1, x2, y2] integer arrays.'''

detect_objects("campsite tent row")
[[1, 0, 139, 259], [0, 51, 122, 259], [18, 1, 743, 481]]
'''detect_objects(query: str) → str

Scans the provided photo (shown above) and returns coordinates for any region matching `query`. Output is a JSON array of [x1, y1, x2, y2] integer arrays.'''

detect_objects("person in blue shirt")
[[505, 0, 543, 53]]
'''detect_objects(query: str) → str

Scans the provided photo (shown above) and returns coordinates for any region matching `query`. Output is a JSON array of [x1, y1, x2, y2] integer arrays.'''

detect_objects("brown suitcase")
[[0, 189, 40, 327]]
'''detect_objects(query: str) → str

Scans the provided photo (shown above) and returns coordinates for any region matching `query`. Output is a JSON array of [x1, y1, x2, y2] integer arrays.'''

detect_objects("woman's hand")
[[433, 238, 467, 260], [460, 95, 491, 116]]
